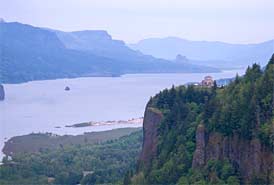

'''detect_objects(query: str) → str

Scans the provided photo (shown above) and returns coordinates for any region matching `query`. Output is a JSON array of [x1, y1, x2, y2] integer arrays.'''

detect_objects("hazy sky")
[[1, 0, 274, 43]]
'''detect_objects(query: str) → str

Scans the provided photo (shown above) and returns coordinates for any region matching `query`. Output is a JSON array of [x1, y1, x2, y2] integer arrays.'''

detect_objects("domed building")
[[201, 76, 214, 87]]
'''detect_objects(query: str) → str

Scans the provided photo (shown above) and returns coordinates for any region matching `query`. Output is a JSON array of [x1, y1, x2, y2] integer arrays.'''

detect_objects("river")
[[0, 70, 245, 159]]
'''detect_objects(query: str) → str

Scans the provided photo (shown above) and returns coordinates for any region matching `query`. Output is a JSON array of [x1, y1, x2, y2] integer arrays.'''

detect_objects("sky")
[[1, 0, 274, 44]]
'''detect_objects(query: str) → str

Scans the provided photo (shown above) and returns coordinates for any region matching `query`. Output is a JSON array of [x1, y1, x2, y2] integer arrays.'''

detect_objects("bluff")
[[0, 21, 219, 84], [140, 107, 163, 166], [192, 124, 273, 182], [134, 55, 274, 185], [0, 84, 5, 100]]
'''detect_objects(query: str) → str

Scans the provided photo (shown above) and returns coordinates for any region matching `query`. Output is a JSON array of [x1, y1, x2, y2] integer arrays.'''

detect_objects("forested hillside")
[[133, 55, 274, 185], [0, 130, 143, 185]]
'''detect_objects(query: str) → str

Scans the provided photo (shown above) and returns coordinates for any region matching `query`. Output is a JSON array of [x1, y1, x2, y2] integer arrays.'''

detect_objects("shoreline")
[[0, 69, 234, 85], [65, 117, 143, 128], [1, 118, 143, 161]]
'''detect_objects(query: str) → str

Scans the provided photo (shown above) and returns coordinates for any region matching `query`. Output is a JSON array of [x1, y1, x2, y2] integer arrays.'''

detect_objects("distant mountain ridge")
[[55, 30, 143, 60], [54, 30, 223, 69], [129, 37, 274, 69], [0, 22, 120, 83], [0, 22, 219, 83]]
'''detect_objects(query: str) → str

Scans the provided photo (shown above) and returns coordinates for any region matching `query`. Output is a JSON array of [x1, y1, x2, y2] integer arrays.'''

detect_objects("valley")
[[1, 2, 273, 183]]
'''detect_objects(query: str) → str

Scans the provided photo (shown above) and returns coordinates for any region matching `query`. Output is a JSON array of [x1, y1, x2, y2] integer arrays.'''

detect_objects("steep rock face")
[[0, 84, 5, 101], [192, 124, 206, 168], [192, 124, 274, 183], [140, 107, 163, 167], [55, 30, 135, 58]]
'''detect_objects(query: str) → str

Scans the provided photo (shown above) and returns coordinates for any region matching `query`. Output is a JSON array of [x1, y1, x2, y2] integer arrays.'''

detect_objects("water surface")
[[0, 70, 245, 159]]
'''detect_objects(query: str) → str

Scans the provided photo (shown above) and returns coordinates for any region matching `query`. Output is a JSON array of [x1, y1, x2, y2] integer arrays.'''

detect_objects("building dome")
[[201, 76, 214, 87]]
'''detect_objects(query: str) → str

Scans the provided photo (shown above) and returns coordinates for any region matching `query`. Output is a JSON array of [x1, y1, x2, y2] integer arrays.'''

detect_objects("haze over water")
[[0, 70, 244, 158]]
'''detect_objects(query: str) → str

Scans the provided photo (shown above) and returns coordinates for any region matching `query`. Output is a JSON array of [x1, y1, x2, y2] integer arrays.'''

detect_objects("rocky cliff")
[[192, 123, 274, 183], [0, 84, 5, 101], [140, 106, 273, 184], [137, 55, 274, 185], [192, 124, 206, 168], [140, 107, 163, 167]]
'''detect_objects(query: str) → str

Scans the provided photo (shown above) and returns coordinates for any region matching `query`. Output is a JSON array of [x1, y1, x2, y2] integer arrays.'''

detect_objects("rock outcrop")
[[0, 84, 5, 101], [192, 124, 274, 183], [175, 54, 188, 62], [140, 107, 163, 167], [65, 86, 70, 91], [192, 124, 206, 168], [139, 109, 273, 184]]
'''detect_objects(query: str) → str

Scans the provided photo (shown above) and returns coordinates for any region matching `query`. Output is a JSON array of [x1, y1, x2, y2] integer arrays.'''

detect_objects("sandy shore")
[[65, 117, 144, 128]]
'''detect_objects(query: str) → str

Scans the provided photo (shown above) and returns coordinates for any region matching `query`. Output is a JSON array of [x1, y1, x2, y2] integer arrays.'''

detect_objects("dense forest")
[[131, 55, 274, 185], [0, 130, 142, 185]]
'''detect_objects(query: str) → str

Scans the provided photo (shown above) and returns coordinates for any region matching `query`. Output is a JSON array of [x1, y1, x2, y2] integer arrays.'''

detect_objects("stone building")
[[201, 76, 214, 87]]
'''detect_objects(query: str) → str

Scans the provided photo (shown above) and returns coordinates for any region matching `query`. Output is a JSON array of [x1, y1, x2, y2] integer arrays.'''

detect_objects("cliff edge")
[[136, 55, 274, 185], [140, 107, 163, 167], [192, 123, 274, 183]]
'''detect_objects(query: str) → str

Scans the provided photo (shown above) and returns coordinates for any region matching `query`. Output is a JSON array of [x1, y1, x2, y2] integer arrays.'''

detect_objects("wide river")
[[0, 70, 245, 159]]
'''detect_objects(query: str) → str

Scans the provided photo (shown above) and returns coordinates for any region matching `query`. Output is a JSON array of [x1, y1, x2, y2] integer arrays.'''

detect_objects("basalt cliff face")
[[0, 84, 5, 101], [192, 124, 273, 183], [139, 111, 273, 184], [140, 107, 163, 166]]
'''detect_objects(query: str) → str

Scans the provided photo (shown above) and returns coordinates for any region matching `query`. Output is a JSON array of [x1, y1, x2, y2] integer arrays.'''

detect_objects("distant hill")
[[129, 37, 274, 69], [0, 22, 219, 84], [0, 22, 121, 83], [55, 30, 144, 60], [55, 31, 223, 70]]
